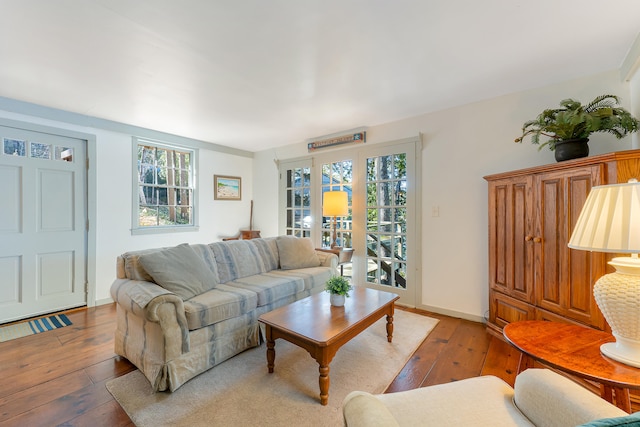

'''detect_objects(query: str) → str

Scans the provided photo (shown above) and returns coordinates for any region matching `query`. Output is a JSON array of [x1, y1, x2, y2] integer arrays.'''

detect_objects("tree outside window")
[[134, 138, 195, 230]]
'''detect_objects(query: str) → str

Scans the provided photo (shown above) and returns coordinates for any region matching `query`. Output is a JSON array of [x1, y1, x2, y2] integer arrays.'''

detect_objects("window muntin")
[[135, 139, 195, 230]]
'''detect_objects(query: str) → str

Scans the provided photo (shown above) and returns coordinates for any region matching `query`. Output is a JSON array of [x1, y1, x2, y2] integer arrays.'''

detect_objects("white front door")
[[0, 125, 87, 323]]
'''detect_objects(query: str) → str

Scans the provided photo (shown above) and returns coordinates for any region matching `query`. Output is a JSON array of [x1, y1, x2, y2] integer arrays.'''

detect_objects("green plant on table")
[[515, 94, 639, 151], [325, 275, 353, 297]]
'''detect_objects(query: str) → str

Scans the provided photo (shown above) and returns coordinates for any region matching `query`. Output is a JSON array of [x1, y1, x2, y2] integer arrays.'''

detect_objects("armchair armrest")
[[343, 391, 400, 427], [514, 369, 627, 426]]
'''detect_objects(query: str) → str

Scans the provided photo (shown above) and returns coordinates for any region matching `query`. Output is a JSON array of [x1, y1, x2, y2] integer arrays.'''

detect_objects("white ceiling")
[[1, 1, 639, 152]]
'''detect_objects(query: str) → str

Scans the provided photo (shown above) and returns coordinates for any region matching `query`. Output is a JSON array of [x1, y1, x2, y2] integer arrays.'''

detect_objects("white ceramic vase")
[[330, 293, 345, 307]]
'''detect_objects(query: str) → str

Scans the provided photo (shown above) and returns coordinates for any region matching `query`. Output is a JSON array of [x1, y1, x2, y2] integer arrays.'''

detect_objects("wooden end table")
[[504, 320, 640, 413], [258, 287, 399, 405]]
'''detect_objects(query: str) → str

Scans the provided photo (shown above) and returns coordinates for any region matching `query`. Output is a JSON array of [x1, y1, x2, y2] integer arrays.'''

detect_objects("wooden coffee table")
[[258, 287, 400, 405]]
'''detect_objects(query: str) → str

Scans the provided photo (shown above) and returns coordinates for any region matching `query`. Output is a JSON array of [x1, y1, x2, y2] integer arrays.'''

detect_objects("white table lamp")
[[323, 191, 348, 249], [569, 178, 640, 367]]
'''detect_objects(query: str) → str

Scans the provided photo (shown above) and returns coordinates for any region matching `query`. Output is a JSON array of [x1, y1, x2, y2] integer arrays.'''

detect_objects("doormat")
[[0, 314, 72, 342]]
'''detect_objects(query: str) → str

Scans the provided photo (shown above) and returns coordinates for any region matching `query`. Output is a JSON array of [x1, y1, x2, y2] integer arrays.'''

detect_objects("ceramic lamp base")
[[593, 256, 640, 368], [601, 337, 640, 368]]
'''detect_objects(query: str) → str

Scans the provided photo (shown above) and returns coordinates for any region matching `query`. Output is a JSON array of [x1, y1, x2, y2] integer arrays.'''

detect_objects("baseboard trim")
[[416, 303, 486, 324], [95, 297, 114, 306]]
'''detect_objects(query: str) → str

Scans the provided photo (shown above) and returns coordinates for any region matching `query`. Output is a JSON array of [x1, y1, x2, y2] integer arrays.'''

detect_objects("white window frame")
[[131, 137, 199, 235]]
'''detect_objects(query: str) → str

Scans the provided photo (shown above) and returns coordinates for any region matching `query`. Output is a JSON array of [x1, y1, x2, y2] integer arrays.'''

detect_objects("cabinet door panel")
[[490, 290, 535, 329], [488, 176, 534, 303], [534, 165, 605, 327], [566, 173, 606, 328], [537, 176, 563, 307]]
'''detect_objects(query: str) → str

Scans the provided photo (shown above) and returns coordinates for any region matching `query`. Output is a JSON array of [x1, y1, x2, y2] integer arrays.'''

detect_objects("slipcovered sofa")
[[342, 368, 636, 427], [110, 236, 337, 392]]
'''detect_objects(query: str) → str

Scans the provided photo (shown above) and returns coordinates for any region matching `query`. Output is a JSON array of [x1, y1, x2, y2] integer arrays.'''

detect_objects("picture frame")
[[214, 175, 241, 200]]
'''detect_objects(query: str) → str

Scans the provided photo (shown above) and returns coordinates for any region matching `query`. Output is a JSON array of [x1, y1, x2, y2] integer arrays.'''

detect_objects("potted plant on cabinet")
[[515, 94, 640, 162], [325, 275, 353, 307]]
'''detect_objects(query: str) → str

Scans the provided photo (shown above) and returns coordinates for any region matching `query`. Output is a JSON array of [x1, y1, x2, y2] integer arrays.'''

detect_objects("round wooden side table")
[[504, 320, 640, 413]]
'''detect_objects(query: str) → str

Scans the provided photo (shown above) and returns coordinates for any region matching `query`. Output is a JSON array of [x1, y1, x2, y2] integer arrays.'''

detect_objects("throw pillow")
[[276, 236, 320, 270], [139, 243, 217, 300], [578, 412, 640, 427]]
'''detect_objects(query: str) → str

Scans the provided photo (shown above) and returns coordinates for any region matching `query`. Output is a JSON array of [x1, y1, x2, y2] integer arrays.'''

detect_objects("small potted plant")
[[515, 94, 639, 162], [325, 275, 353, 307]]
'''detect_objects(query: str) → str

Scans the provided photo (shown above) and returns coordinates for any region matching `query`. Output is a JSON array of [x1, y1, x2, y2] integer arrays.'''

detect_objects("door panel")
[[534, 166, 605, 327], [0, 125, 87, 323], [280, 161, 313, 238], [359, 142, 416, 306], [488, 176, 534, 303]]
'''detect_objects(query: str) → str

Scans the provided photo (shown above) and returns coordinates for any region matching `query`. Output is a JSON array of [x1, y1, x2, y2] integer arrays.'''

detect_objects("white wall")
[[253, 69, 633, 321], [2, 67, 636, 320], [0, 107, 253, 305]]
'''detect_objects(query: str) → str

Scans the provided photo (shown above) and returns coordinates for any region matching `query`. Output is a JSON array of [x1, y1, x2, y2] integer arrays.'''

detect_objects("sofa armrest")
[[111, 278, 190, 354], [315, 250, 339, 270], [343, 391, 400, 427], [514, 369, 627, 426]]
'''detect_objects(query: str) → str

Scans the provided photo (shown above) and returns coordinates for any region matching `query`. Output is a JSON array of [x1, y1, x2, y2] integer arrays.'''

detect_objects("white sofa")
[[342, 368, 638, 427], [110, 236, 337, 392]]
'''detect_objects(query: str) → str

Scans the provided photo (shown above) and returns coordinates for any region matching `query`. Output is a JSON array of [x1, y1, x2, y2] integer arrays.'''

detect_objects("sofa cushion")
[[183, 284, 258, 330], [190, 243, 221, 281], [276, 236, 320, 270], [225, 273, 305, 307], [209, 240, 269, 283], [268, 266, 332, 292], [121, 247, 164, 281], [139, 243, 218, 300], [251, 237, 279, 271]]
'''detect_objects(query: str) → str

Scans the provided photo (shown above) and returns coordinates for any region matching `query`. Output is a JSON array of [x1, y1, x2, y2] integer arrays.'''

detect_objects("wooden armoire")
[[484, 149, 640, 337]]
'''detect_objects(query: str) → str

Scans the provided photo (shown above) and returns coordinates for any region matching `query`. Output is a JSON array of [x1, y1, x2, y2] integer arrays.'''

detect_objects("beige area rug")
[[106, 310, 438, 427]]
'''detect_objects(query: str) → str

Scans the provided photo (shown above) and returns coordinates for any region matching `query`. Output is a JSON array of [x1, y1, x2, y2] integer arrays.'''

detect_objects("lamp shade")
[[568, 179, 640, 253], [323, 191, 348, 217]]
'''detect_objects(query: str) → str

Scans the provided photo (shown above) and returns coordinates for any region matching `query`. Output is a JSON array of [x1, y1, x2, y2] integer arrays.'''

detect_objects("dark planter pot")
[[554, 138, 589, 162]]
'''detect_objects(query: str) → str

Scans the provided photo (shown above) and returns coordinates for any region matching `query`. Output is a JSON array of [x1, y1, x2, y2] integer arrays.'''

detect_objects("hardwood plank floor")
[[0, 304, 507, 426]]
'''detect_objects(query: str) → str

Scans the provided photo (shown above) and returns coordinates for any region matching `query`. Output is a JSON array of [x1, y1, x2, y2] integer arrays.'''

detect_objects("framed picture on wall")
[[214, 175, 241, 200]]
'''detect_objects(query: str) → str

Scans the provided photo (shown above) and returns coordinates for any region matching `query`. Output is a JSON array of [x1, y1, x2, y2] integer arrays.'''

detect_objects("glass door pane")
[[283, 165, 311, 237], [321, 160, 353, 249], [365, 153, 407, 290]]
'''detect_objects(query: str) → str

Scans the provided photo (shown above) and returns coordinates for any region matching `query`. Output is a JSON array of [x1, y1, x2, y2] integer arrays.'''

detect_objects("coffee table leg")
[[319, 364, 330, 406], [265, 326, 275, 373], [386, 305, 395, 342]]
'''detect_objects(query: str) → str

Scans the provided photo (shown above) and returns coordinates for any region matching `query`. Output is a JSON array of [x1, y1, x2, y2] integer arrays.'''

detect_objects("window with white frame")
[[133, 137, 196, 233]]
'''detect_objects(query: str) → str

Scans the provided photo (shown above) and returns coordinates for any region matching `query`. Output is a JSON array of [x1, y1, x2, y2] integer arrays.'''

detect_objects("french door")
[[279, 137, 420, 307], [356, 140, 418, 306]]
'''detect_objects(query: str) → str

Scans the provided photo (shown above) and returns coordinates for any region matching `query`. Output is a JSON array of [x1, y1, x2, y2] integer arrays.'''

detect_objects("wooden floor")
[[0, 304, 516, 427]]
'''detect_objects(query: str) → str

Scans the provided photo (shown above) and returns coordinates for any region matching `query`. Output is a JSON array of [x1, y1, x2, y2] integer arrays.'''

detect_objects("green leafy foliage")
[[325, 275, 353, 296], [515, 95, 640, 151]]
